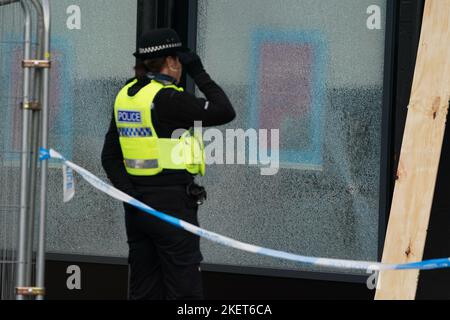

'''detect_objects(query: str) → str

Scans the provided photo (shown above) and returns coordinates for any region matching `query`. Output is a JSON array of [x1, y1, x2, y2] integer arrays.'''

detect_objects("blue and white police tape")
[[39, 148, 450, 272]]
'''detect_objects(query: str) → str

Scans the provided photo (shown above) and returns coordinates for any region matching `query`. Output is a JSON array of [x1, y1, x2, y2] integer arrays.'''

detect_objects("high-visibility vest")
[[113, 79, 205, 177]]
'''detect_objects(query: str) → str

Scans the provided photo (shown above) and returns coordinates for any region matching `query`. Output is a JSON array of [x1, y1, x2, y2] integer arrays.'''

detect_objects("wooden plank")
[[375, 0, 450, 300]]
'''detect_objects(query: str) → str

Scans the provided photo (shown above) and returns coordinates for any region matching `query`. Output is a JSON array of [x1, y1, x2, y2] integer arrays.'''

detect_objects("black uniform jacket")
[[101, 71, 236, 198]]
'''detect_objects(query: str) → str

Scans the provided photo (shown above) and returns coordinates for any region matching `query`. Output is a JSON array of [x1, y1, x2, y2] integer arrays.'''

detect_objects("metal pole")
[[35, 0, 50, 300], [25, 0, 44, 287], [15, 0, 33, 300]]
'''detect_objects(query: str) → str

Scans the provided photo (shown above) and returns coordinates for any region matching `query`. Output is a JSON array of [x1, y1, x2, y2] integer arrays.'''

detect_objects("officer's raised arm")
[[155, 51, 236, 128]]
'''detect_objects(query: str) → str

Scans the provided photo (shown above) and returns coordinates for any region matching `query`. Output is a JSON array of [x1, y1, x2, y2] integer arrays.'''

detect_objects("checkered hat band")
[[139, 42, 182, 55]]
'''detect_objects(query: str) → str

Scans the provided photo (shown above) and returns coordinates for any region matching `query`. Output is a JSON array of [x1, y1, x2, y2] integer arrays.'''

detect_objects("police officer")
[[101, 28, 235, 300]]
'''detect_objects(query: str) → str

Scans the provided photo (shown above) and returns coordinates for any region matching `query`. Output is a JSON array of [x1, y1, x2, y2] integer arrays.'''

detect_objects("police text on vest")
[[118, 110, 142, 123]]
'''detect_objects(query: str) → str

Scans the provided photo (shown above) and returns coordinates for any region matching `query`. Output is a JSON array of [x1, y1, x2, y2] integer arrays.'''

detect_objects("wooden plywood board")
[[375, 0, 450, 300]]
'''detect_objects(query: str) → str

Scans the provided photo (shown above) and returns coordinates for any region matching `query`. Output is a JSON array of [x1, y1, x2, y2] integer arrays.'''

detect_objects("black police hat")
[[133, 28, 188, 60]]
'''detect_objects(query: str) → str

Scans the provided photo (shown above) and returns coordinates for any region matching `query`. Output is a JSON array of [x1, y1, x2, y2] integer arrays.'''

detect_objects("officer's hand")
[[178, 50, 205, 78]]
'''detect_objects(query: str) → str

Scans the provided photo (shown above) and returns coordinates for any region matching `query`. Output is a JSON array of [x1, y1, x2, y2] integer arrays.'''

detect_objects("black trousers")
[[124, 186, 204, 300]]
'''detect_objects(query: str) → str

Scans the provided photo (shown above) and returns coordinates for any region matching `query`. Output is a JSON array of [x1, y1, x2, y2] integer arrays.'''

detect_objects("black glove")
[[177, 50, 205, 78]]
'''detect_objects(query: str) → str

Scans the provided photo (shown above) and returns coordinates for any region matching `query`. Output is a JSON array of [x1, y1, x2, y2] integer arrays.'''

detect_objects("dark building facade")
[[1, 0, 447, 300]]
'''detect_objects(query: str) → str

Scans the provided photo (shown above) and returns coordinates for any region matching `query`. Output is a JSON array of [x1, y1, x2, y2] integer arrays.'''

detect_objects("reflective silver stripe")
[[125, 159, 159, 169]]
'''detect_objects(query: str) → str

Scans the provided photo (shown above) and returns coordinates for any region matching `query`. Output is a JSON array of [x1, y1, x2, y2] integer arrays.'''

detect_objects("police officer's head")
[[134, 28, 188, 83]]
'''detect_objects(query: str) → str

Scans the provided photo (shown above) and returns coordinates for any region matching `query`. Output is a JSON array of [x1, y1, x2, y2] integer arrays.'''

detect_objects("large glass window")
[[1, 0, 389, 277], [0, 0, 137, 257], [44, 0, 137, 256], [196, 0, 387, 273]]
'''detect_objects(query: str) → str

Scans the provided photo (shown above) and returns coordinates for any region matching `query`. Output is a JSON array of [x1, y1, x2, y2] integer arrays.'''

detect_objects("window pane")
[[45, 0, 137, 256], [0, 0, 137, 257], [196, 0, 387, 273]]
